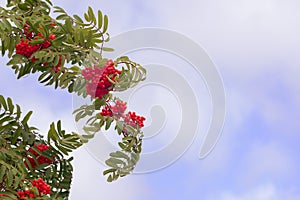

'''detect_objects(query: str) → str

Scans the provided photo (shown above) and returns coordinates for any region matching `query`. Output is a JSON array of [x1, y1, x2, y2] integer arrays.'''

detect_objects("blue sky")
[[1, 0, 300, 199]]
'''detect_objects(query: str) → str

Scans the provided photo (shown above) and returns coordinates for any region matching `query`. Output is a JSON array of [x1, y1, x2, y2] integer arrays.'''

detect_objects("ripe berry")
[[123, 111, 146, 129], [100, 100, 127, 118], [49, 34, 56, 40], [32, 178, 51, 195], [24, 144, 53, 169], [16, 38, 41, 58], [82, 60, 121, 99], [15, 24, 56, 63]]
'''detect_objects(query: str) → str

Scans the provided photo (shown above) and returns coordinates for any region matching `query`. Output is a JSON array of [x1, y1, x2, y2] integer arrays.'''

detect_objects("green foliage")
[[1, 0, 147, 198], [74, 97, 144, 182], [47, 121, 84, 155], [0, 95, 37, 145], [0, 94, 79, 199], [115, 56, 147, 91], [53, 5, 110, 53], [103, 151, 140, 182], [0, 148, 26, 190], [2, 1, 111, 85], [1, 0, 52, 58]]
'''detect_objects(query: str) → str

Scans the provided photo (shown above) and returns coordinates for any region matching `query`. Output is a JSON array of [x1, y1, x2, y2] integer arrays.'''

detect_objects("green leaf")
[[107, 174, 113, 182], [102, 47, 114, 52], [45, 0, 53, 6], [57, 145, 70, 155], [79, 30, 84, 46], [53, 55, 60, 67], [0, 95, 8, 110], [103, 15, 108, 33], [88, 6, 96, 25], [6, 170, 13, 187], [2, 18, 11, 32], [73, 14, 84, 24], [84, 13, 90, 21], [8, 36, 15, 58], [22, 111, 33, 125], [0, 192, 17, 200], [7, 54, 26, 65], [65, 18, 73, 33], [40, 73, 53, 84], [118, 142, 127, 151], [7, 97, 14, 114], [57, 120, 62, 134], [86, 30, 93, 47], [2, 40, 6, 56], [11, 127, 21, 144], [81, 133, 95, 140], [70, 66, 81, 72], [16, 104, 21, 119], [0, 165, 5, 180], [103, 168, 116, 175], [48, 122, 59, 141], [131, 152, 140, 163], [54, 6, 65, 13], [18, 3, 28, 10], [97, 10, 103, 28], [38, 71, 50, 81], [29, 39, 44, 45], [105, 159, 118, 168], [57, 14, 69, 20], [110, 151, 129, 160], [105, 117, 114, 130]]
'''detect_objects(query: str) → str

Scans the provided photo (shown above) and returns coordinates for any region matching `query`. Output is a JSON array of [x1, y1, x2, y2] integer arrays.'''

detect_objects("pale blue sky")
[[1, 0, 300, 199]]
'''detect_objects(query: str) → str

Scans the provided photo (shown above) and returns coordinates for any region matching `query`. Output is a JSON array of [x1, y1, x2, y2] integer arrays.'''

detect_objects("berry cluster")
[[17, 178, 50, 199], [16, 38, 41, 58], [25, 144, 53, 169], [15, 24, 59, 71], [100, 105, 113, 117], [17, 190, 35, 199], [82, 60, 121, 99], [23, 23, 33, 39], [100, 100, 146, 133], [16, 24, 56, 58], [100, 100, 127, 118], [123, 111, 146, 128], [31, 178, 51, 196], [111, 100, 127, 118]]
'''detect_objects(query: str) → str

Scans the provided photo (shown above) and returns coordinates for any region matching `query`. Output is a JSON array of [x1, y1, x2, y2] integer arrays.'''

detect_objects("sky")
[[1, 0, 300, 199]]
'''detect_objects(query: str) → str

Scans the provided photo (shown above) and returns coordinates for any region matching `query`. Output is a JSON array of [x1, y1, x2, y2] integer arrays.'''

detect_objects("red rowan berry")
[[110, 100, 127, 118], [82, 60, 121, 99], [100, 105, 113, 117], [25, 144, 53, 169], [32, 178, 51, 195], [122, 111, 146, 132]]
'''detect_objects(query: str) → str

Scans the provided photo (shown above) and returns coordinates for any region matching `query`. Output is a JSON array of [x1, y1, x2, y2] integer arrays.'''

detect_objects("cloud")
[[217, 183, 300, 200], [220, 184, 277, 200], [69, 149, 152, 200], [236, 142, 296, 186]]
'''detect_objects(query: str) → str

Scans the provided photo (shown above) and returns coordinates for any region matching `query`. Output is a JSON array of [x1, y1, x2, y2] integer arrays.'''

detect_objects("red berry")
[[82, 60, 121, 99], [25, 144, 53, 169], [49, 34, 56, 40], [31, 178, 51, 196], [122, 111, 146, 134]]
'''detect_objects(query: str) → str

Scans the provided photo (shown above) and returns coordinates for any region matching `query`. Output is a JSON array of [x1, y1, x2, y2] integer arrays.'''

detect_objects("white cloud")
[[220, 184, 277, 200], [218, 183, 300, 200], [236, 142, 296, 186], [69, 148, 152, 200]]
